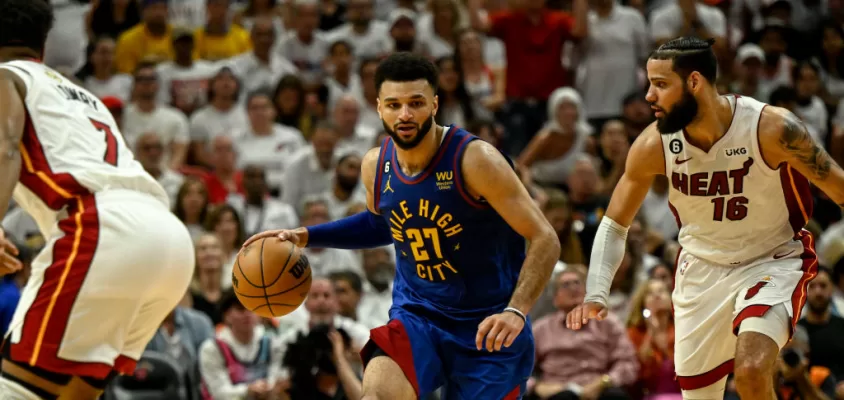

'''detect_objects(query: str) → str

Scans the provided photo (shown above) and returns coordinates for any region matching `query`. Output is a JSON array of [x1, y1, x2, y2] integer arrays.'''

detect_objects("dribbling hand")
[[475, 311, 525, 352], [565, 302, 608, 330], [242, 227, 308, 249], [0, 228, 22, 276]]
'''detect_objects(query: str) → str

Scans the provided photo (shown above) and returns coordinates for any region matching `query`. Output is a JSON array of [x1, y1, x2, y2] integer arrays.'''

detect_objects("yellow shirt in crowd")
[[193, 25, 252, 62], [115, 24, 178, 74]]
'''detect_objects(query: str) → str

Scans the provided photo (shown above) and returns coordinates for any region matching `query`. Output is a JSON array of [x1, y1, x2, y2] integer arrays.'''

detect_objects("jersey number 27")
[[89, 118, 118, 166]]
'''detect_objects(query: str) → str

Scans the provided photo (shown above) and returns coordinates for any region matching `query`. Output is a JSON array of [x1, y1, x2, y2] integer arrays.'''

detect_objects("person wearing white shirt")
[[332, 94, 379, 158], [198, 292, 285, 399], [322, 154, 367, 221], [81, 36, 133, 102], [189, 67, 249, 165], [227, 166, 299, 238], [225, 16, 298, 96], [356, 247, 395, 329], [299, 198, 364, 276], [324, 0, 389, 58], [235, 91, 307, 193], [280, 122, 341, 209], [650, 0, 726, 47], [354, 58, 383, 133], [155, 28, 219, 112], [122, 64, 190, 169], [277, 0, 328, 85], [135, 133, 185, 207], [324, 41, 364, 109]]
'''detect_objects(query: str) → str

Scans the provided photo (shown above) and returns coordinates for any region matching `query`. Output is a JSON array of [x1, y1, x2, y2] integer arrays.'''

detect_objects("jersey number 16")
[[711, 196, 749, 221]]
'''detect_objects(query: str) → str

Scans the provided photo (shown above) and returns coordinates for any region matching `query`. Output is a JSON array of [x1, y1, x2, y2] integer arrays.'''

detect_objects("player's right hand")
[[565, 302, 608, 330], [242, 227, 308, 249], [0, 228, 22, 276]]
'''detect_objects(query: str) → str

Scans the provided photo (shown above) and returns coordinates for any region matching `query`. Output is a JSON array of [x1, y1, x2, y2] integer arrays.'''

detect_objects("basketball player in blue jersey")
[[245, 53, 561, 399]]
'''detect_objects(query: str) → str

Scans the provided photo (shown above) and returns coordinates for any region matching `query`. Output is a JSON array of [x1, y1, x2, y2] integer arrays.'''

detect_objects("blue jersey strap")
[[305, 211, 393, 249]]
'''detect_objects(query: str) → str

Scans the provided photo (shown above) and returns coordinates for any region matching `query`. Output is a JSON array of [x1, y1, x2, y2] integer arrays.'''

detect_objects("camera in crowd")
[[282, 324, 352, 397]]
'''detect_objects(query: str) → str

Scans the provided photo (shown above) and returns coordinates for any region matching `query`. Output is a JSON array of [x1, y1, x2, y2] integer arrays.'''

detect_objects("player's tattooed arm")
[[462, 140, 561, 314], [0, 69, 26, 221], [761, 106, 844, 208]]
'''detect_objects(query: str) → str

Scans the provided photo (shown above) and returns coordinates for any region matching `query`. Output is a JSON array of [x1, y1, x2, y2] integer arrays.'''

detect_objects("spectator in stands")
[[189, 67, 248, 165], [420, 0, 461, 59], [732, 44, 769, 101], [85, 0, 142, 40], [204, 204, 246, 288], [227, 16, 298, 96], [174, 177, 212, 240], [332, 94, 379, 157], [436, 55, 490, 127], [542, 189, 586, 265], [136, 132, 186, 205], [203, 136, 243, 204], [384, 9, 428, 56], [115, 0, 177, 73], [530, 265, 638, 400], [324, 0, 388, 58], [277, 0, 328, 85], [792, 61, 830, 144], [596, 120, 630, 196], [567, 155, 609, 227], [232, 0, 287, 38], [156, 27, 219, 115], [191, 233, 227, 325], [329, 271, 365, 322], [648, 263, 674, 290], [80, 36, 134, 102], [322, 153, 366, 221], [227, 165, 299, 237], [620, 91, 653, 143], [280, 121, 340, 208], [355, 57, 383, 131], [298, 198, 362, 276], [280, 325, 362, 400], [277, 278, 371, 354], [146, 305, 216, 396], [454, 29, 506, 113], [468, 0, 587, 154], [356, 246, 394, 328], [317, 0, 346, 31], [324, 41, 361, 108], [774, 326, 836, 400], [235, 90, 306, 194], [273, 74, 313, 136], [755, 23, 795, 97], [816, 21, 844, 100], [194, 0, 252, 61], [122, 62, 191, 169], [799, 268, 844, 387], [468, 119, 504, 150], [626, 279, 680, 400], [518, 87, 591, 187], [198, 290, 284, 399]]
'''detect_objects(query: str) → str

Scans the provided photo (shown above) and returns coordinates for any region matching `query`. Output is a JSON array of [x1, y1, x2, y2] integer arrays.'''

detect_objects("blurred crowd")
[[1, 0, 844, 398]]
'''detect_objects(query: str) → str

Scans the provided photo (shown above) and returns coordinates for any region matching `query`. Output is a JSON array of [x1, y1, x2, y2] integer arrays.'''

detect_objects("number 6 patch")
[[669, 139, 683, 154]]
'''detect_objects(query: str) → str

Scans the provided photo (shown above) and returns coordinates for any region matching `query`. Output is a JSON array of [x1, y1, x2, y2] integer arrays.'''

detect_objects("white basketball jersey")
[[1, 61, 169, 236], [660, 95, 812, 266]]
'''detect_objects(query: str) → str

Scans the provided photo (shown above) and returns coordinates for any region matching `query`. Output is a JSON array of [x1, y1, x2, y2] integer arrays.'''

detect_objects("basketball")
[[232, 238, 312, 318]]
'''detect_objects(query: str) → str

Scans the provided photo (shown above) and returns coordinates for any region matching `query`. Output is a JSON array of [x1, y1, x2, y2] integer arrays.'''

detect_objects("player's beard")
[[383, 113, 434, 150], [655, 86, 698, 134]]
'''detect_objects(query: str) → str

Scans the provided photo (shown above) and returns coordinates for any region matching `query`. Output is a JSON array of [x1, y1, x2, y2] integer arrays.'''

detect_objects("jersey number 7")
[[89, 118, 118, 166]]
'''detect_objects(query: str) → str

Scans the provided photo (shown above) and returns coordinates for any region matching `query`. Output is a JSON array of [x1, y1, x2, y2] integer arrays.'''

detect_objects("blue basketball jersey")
[[373, 126, 526, 322]]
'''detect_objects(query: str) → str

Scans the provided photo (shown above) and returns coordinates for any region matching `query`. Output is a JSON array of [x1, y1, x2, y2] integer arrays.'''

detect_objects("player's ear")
[[687, 71, 702, 93], [376, 98, 382, 120], [432, 94, 438, 117]]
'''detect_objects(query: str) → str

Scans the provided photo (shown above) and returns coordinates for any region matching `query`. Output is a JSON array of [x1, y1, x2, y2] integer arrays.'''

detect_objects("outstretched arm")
[[759, 107, 844, 207], [572, 125, 664, 328], [0, 69, 26, 221], [462, 140, 561, 316]]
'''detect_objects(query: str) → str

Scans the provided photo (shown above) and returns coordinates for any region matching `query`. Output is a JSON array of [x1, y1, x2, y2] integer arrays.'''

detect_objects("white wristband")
[[503, 307, 526, 322]]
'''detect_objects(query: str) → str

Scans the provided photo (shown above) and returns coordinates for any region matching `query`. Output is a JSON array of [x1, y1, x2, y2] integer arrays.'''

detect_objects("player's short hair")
[[0, 0, 54, 54], [649, 37, 718, 83], [374, 52, 439, 95]]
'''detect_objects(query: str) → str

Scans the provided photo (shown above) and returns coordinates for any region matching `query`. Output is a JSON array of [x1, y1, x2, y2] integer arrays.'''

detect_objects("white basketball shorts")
[[3, 189, 194, 379], [672, 230, 818, 391]]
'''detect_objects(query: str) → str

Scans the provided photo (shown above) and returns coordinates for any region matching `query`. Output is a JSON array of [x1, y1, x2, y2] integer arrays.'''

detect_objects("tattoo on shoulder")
[[779, 113, 832, 180]]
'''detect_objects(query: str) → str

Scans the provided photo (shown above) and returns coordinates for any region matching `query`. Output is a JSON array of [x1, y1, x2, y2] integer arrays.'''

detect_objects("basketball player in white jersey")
[[567, 37, 844, 400], [0, 1, 194, 399]]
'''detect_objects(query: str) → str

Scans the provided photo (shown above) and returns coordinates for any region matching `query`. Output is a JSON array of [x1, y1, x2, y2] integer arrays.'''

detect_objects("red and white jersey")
[[1, 60, 169, 236], [660, 95, 813, 266]]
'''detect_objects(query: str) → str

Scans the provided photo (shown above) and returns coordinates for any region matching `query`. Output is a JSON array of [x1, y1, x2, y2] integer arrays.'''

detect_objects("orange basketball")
[[232, 238, 312, 318]]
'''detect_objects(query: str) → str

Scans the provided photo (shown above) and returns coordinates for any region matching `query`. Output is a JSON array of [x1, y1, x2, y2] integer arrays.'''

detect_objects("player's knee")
[[733, 358, 774, 392]]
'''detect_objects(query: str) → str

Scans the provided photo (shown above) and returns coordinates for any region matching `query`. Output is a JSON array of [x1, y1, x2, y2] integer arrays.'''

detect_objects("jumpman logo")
[[383, 175, 394, 194]]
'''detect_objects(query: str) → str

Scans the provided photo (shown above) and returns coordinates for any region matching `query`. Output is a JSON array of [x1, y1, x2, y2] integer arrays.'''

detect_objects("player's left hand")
[[0, 228, 22, 276], [475, 311, 524, 352]]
